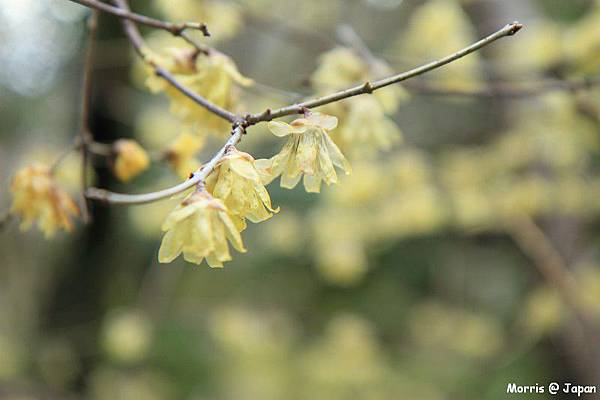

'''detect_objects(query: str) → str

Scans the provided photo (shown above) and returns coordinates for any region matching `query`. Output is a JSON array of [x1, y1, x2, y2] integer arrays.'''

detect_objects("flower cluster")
[[155, 110, 354, 267], [311, 47, 407, 158], [144, 39, 252, 136], [10, 163, 79, 238], [205, 148, 278, 231], [158, 190, 246, 267]]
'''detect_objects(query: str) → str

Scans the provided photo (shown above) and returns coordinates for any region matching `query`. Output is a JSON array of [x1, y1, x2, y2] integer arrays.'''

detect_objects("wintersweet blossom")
[[113, 139, 150, 182], [158, 191, 246, 267], [205, 148, 278, 231], [145, 46, 252, 135], [165, 132, 204, 179], [260, 112, 351, 193], [10, 163, 79, 237]]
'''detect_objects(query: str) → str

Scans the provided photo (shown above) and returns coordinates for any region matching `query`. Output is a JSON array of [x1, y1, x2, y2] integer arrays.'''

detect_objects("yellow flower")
[[324, 97, 402, 158], [394, 0, 484, 91], [113, 139, 150, 182], [260, 112, 351, 193], [145, 42, 252, 135], [564, 2, 600, 74], [165, 132, 204, 179], [10, 163, 79, 238], [205, 147, 278, 231], [158, 191, 246, 267]]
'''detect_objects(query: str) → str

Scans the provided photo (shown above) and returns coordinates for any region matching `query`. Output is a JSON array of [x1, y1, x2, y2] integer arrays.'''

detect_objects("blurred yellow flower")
[[88, 367, 173, 400], [158, 190, 246, 267], [300, 314, 387, 397], [134, 106, 181, 149], [327, 161, 385, 206], [260, 112, 351, 193], [113, 139, 150, 182], [102, 310, 152, 364], [312, 47, 369, 91], [154, 0, 243, 41], [315, 240, 368, 286], [493, 176, 551, 219], [165, 132, 204, 179], [145, 45, 252, 135], [564, 2, 600, 74], [206, 147, 278, 231], [312, 47, 408, 113], [210, 307, 296, 355], [263, 211, 304, 255], [10, 163, 79, 238], [409, 302, 503, 359], [395, 0, 484, 90], [503, 20, 563, 70], [311, 208, 369, 285], [520, 286, 564, 338], [390, 150, 432, 189], [325, 97, 402, 158], [375, 187, 447, 239]]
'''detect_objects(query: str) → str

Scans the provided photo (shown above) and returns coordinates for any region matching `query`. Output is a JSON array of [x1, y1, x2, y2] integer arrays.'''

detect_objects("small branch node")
[[506, 21, 523, 36]]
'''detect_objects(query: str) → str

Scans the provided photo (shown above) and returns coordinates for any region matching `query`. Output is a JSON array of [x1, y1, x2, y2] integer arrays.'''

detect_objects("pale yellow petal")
[[281, 170, 302, 189], [158, 227, 185, 263], [268, 121, 295, 137], [324, 132, 351, 174], [213, 167, 234, 200], [228, 158, 260, 182], [304, 174, 322, 193], [310, 113, 338, 131], [218, 211, 246, 252]]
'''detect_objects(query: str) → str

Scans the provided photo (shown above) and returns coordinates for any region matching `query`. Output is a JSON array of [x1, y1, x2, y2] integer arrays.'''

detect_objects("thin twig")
[[85, 22, 522, 206], [403, 76, 600, 99], [112, 0, 238, 123], [86, 126, 245, 205], [336, 24, 600, 100], [246, 22, 523, 124], [508, 216, 591, 325], [78, 11, 99, 224], [68, 0, 210, 37]]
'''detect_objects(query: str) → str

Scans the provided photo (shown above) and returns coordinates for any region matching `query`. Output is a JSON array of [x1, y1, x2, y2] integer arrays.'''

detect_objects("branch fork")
[[79, 0, 524, 206]]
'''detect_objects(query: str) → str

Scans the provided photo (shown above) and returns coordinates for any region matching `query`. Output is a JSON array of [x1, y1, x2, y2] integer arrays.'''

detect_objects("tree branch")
[[403, 76, 600, 99], [112, 0, 239, 123], [85, 22, 523, 206], [78, 11, 99, 224], [68, 0, 210, 37], [508, 216, 591, 325], [245, 22, 523, 125], [85, 126, 245, 205]]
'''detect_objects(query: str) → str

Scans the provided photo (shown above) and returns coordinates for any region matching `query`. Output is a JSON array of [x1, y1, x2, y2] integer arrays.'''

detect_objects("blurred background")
[[1, 0, 600, 398]]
